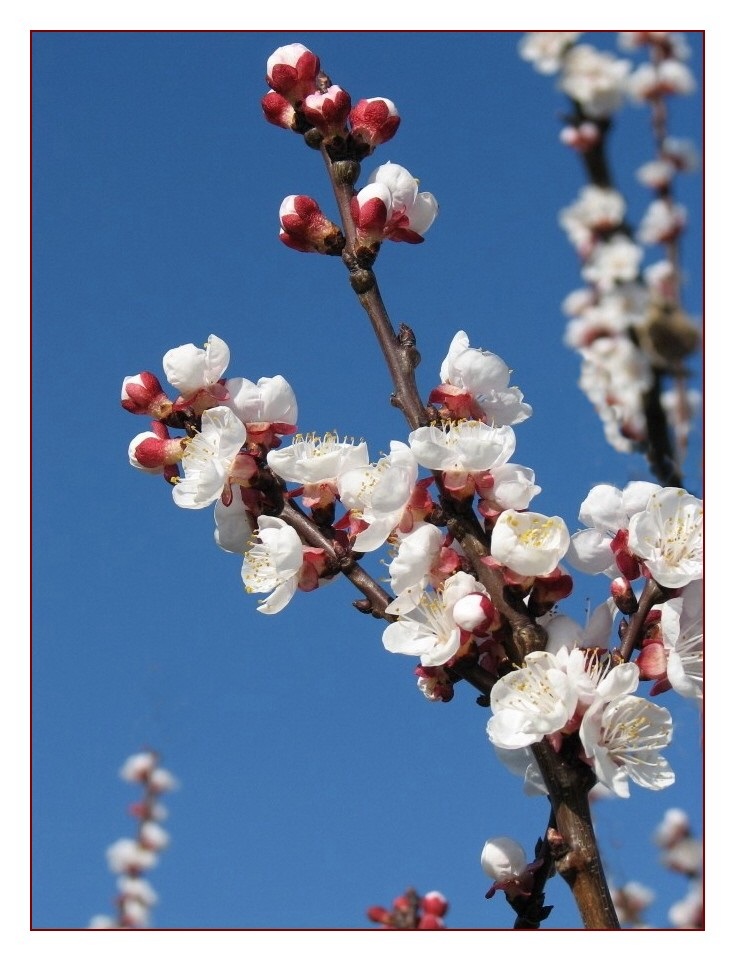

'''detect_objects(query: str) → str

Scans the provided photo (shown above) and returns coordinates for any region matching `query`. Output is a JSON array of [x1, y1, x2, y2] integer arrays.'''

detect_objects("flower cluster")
[[522, 33, 700, 472], [654, 808, 703, 928], [89, 751, 177, 929], [366, 888, 449, 930]]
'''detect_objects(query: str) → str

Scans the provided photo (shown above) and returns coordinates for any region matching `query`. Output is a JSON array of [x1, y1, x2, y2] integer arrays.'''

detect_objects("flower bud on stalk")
[[279, 195, 344, 255]]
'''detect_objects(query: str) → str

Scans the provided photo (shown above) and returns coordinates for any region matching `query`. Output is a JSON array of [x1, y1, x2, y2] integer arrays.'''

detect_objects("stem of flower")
[[532, 740, 620, 929]]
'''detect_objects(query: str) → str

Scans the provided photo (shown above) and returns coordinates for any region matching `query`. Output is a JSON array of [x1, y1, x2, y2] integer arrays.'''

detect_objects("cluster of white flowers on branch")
[[119, 38, 702, 930], [89, 751, 177, 929], [522, 32, 700, 487]]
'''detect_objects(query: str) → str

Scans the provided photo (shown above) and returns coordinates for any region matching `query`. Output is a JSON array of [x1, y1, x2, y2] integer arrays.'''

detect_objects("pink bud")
[[121, 372, 172, 418], [349, 98, 400, 148], [279, 195, 344, 255], [261, 91, 298, 131], [421, 890, 448, 918], [611, 576, 639, 614], [366, 905, 391, 924], [302, 85, 351, 135], [266, 43, 320, 103], [417, 914, 446, 929]]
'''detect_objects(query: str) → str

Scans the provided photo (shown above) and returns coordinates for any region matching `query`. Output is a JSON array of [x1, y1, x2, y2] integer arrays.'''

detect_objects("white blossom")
[[386, 523, 444, 613], [241, 516, 304, 614], [338, 441, 418, 551], [383, 572, 484, 667], [366, 162, 438, 237], [491, 510, 570, 577], [438, 330, 532, 426], [214, 494, 255, 554], [267, 433, 369, 485], [579, 694, 674, 797], [223, 375, 297, 427], [106, 838, 158, 874], [660, 581, 703, 703], [567, 481, 661, 576], [408, 421, 516, 474], [560, 45, 631, 118], [162, 334, 230, 398], [119, 752, 157, 782], [519, 33, 580, 74], [172, 406, 246, 509], [487, 651, 578, 749], [627, 487, 703, 588], [582, 236, 643, 292]]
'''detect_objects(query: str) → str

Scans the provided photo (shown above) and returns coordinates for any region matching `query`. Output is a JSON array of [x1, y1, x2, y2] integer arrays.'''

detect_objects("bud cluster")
[[366, 887, 449, 930]]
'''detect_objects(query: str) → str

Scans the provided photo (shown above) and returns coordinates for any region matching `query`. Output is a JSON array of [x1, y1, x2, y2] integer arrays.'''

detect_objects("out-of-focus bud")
[[119, 752, 157, 783], [302, 85, 351, 137], [121, 372, 172, 419], [611, 575, 639, 614], [366, 905, 391, 924], [421, 890, 449, 918], [261, 91, 299, 131], [349, 98, 400, 149], [266, 43, 320, 103], [559, 121, 600, 152], [417, 914, 446, 929], [279, 195, 345, 255]]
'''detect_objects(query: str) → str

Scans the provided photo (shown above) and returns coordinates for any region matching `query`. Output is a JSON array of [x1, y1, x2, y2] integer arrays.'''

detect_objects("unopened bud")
[[349, 98, 400, 149], [121, 372, 172, 419], [611, 576, 639, 614], [266, 44, 320, 103]]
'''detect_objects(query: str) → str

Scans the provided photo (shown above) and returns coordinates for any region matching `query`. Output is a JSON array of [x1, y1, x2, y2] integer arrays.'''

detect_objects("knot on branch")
[[350, 268, 375, 294]]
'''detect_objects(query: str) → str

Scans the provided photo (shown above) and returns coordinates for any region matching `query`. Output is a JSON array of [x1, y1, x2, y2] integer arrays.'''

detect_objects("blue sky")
[[31, 29, 702, 933]]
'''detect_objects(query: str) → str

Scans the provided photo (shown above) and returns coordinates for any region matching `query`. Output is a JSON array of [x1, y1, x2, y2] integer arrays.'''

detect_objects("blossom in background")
[[432, 330, 532, 426], [241, 516, 305, 614], [490, 510, 570, 577], [92, 752, 177, 929], [582, 236, 644, 292], [518, 32, 580, 74], [172, 406, 247, 509], [560, 44, 631, 118]]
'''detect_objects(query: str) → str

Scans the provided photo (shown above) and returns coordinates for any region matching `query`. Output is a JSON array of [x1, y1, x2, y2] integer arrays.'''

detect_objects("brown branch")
[[532, 741, 620, 929], [618, 577, 670, 661], [280, 501, 394, 618]]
